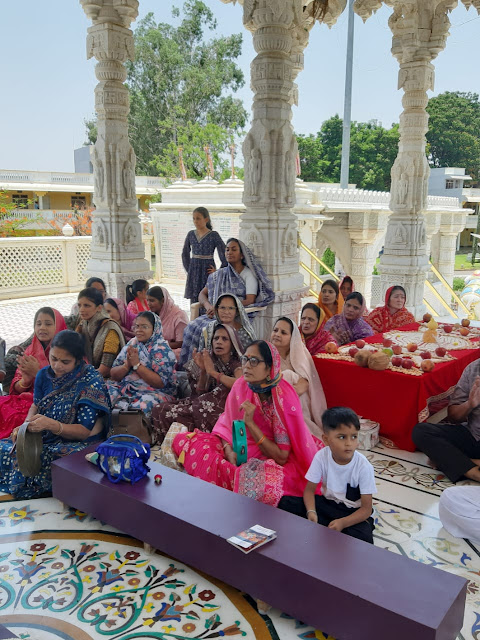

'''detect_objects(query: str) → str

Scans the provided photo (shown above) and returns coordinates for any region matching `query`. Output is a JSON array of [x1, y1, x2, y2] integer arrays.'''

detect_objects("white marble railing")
[[7, 210, 74, 221], [317, 188, 391, 204], [0, 235, 152, 300], [0, 170, 164, 191], [426, 194, 462, 207]]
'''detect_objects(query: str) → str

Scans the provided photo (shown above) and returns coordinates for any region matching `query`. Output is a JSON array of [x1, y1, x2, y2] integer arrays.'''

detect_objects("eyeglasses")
[[240, 355, 265, 367], [217, 305, 236, 311], [133, 324, 151, 330]]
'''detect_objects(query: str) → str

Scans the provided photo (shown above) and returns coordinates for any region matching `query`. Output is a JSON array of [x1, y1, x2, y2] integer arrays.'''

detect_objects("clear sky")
[[1, 1, 479, 173]]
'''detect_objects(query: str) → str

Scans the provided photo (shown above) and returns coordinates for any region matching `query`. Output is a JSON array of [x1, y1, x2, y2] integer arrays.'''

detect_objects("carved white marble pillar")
[[220, 0, 345, 333], [81, 0, 151, 297], [355, 0, 456, 316]]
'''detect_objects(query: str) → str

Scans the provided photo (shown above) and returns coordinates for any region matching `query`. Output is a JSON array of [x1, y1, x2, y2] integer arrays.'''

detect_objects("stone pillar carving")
[[355, 0, 456, 316], [223, 0, 345, 334], [81, 0, 151, 297]]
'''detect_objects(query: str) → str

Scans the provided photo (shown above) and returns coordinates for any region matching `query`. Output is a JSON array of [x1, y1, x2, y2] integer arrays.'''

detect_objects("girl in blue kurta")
[[182, 207, 227, 304]]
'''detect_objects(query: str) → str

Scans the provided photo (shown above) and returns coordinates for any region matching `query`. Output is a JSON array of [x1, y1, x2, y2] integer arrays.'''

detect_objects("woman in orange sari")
[[318, 279, 344, 323], [366, 285, 415, 333], [299, 303, 336, 356]]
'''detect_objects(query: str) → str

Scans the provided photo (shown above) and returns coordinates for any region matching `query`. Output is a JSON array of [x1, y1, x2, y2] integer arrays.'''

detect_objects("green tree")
[[297, 116, 400, 191], [426, 91, 480, 184], [86, 1, 247, 176]]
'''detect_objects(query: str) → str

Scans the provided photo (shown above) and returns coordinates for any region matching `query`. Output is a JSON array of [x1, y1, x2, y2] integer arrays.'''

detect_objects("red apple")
[[423, 313, 432, 323], [407, 343, 418, 352], [382, 338, 393, 348], [355, 339, 366, 349], [443, 325, 453, 333], [391, 356, 403, 367], [348, 347, 359, 358], [392, 345, 402, 355], [420, 351, 431, 360], [402, 358, 414, 369], [325, 342, 338, 354], [421, 359, 435, 372], [435, 347, 447, 357], [462, 318, 471, 327], [460, 327, 470, 336]]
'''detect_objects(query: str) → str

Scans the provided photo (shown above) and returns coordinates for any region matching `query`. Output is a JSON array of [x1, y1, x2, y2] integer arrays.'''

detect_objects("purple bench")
[[52, 449, 466, 640]]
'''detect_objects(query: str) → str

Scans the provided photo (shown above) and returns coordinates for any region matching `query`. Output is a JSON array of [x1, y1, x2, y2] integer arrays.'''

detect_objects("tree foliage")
[[426, 91, 480, 183], [297, 116, 400, 191], [86, 1, 248, 178]]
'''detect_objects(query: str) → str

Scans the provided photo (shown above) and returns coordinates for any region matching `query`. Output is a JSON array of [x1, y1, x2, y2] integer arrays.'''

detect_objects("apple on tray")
[[435, 347, 447, 357], [420, 351, 431, 360], [348, 347, 359, 358], [401, 358, 414, 369], [421, 359, 435, 372], [391, 355, 403, 367], [392, 345, 402, 355], [382, 337, 393, 348], [325, 342, 338, 354], [462, 318, 471, 328], [423, 313, 432, 323], [406, 343, 418, 353], [460, 327, 470, 336], [355, 339, 366, 349], [443, 325, 453, 334]]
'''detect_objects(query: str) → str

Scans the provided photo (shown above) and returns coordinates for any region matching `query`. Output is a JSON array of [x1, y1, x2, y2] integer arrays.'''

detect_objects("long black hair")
[[126, 279, 149, 304], [193, 206, 212, 231]]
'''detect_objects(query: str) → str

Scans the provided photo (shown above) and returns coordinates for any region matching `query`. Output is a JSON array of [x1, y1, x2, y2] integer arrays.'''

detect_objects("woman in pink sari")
[[172, 341, 323, 506], [104, 298, 136, 341], [147, 286, 188, 358], [0, 307, 67, 439]]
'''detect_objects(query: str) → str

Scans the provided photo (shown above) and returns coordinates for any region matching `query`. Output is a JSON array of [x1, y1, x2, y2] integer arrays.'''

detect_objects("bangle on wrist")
[[306, 509, 316, 515], [256, 434, 267, 446], [55, 421, 64, 436], [18, 378, 30, 389]]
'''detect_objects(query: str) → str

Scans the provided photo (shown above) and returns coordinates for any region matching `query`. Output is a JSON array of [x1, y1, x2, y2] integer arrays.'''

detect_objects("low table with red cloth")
[[314, 322, 480, 451]]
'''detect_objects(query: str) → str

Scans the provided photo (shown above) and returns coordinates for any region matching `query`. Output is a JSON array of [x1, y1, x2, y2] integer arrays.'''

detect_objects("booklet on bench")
[[227, 524, 277, 553]]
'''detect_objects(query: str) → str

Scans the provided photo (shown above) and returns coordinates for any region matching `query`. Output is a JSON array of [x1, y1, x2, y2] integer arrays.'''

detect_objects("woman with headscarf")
[[366, 285, 415, 334], [0, 307, 67, 439], [325, 292, 374, 346], [151, 323, 242, 443], [107, 311, 177, 418], [75, 287, 125, 377], [3, 330, 110, 498], [339, 276, 354, 300], [180, 291, 257, 367], [299, 303, 337, 356], [318, 279, 344, 324], [271, 317, 327, 440], [146, 286, 188, 358], [172, 341, 323, 506], [104, 298, 136, 341], [179, 238, 274, 366]]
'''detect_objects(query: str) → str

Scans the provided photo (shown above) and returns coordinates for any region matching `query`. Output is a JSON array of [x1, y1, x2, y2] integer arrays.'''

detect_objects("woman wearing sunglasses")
[[172, 340, 323, 506]]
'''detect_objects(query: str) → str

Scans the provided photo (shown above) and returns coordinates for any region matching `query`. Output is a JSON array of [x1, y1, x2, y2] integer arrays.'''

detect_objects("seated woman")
[[151, 323, 242, 444], [107, 311, 176, 418], [0, 337, 4, 386], [0, 308, 67, 439], [172, 341, 323, 506], [147, 286, 188, 358], [181, 293, 257, 366], [366, 285, 415, 333], [104, 297, 136, 341], [318, 279, 344, 323], [1, 330, 111, 499], [126, 279, 150, 315], [299, 303, 336, 355], [76, 288, 125, 377], [325, 292, 374, 346], [70, 277, 109, 317], [271, 317, 326, 440], [179, 238, 274, 365], [339, 275, 354, 300]]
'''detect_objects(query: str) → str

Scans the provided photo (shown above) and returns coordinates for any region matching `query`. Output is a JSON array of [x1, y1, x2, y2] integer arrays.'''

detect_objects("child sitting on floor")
[[303, 406, 377, 544]]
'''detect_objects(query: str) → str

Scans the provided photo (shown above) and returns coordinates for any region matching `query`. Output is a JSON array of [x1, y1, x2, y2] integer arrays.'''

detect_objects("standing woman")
[[146, 286, 188, 358], [0, 308, 67, 439], [126, 279, 150, 315], [318, 279, 344, 323], [299, 303, 336, 355], [76, 288, 125, 377], [182, 207, 227, 304], [366, 285, 415, 333]]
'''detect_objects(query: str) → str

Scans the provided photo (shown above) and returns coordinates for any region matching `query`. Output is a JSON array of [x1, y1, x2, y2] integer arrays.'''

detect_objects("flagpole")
[[340, 0, 355, 190]]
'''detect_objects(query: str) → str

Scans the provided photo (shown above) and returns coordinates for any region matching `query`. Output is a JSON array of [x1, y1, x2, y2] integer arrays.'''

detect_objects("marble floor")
[[0, 443, 475, 639]]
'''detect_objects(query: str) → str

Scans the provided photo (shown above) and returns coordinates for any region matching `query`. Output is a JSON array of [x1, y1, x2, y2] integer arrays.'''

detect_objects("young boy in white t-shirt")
[[303, 406, 377, 544]]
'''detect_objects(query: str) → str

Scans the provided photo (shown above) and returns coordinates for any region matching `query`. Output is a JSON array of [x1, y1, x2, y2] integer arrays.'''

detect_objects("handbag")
[[232, 420, 248, 466], [110, 397, 152, 444], [96, 434, 151, 484]]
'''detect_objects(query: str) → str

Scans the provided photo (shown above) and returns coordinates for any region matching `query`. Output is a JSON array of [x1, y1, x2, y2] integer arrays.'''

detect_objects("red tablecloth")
[[313, 323, 480, 451]]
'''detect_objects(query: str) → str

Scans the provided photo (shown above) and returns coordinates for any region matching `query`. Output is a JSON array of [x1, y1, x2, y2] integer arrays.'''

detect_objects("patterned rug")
[[0, 443, 478, 639]]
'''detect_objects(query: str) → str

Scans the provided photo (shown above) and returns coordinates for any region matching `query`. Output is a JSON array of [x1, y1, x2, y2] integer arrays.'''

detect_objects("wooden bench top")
[[52, 449, 466, 640]]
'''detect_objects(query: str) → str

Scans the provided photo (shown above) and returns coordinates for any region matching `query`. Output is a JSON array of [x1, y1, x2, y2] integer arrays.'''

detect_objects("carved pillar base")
[[349, 242, 380, 308]]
